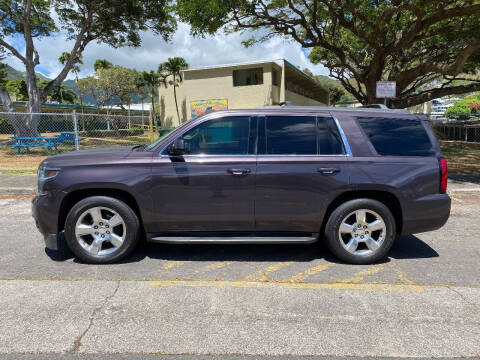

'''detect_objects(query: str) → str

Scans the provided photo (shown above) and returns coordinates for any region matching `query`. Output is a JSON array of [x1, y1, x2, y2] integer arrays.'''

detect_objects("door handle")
[[228, 168, 251, 176], [317, 167, 340, 175]]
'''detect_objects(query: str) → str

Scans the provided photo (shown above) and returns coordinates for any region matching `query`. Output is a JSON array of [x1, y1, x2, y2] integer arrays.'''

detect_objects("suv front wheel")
[[64, 196, 141, 264], [324, 199, 396, 264]]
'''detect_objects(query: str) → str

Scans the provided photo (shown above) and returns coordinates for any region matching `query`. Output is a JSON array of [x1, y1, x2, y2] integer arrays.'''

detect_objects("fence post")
[[72, 110, 80, 151]]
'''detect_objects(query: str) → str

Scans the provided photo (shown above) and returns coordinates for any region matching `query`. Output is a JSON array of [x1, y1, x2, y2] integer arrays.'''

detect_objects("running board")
[[149, 234, 318, 244]]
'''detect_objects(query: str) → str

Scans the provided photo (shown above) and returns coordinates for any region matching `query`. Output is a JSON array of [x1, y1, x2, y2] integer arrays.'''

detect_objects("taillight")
[[439, 158, 447, 193]]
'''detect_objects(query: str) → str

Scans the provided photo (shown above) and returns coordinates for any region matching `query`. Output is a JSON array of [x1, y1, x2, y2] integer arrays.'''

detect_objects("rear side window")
[[265, 116, 316, 155], [260, 115, 345, 155], [357, 117, 435, 156], [317, 116, 345, 155]]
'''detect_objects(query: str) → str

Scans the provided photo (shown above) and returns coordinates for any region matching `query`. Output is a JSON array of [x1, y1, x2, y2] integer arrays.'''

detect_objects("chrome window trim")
[[157, 113, 353, 158], [256, 154, 348, 158], [331, 115, 353, 157], [158, 154, 257, 159]]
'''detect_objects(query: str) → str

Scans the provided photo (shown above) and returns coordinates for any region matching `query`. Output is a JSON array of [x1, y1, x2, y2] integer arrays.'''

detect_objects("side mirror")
[[168, 138, 185, 156]]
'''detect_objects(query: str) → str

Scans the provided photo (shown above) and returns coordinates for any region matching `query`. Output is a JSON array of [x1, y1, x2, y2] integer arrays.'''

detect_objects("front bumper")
[[401, 193, 451, 235], [32, 195, 60, 250]]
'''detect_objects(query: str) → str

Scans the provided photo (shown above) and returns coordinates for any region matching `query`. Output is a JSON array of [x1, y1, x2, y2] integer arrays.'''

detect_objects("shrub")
[[445, 102, 471, 120], [0, 117, 14, 134]]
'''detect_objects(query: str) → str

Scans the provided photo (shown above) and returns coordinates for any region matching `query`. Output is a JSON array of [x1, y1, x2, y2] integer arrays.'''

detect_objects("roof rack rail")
[[358, 104, 389, 109], [263, 104, 410, 114]]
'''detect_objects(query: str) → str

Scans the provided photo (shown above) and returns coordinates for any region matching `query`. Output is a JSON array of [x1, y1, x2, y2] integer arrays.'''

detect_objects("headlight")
[[37, 165, 60, 195]]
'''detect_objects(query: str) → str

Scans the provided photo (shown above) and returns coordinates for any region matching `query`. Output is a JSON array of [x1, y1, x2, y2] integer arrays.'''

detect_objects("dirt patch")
[[440, 141, 480, 175]]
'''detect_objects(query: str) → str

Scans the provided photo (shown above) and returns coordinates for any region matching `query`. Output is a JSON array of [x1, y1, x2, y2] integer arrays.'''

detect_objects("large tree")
[[77, 65, 139, 110], [0, 0, 176, 135], [177, 0, 480, 108]]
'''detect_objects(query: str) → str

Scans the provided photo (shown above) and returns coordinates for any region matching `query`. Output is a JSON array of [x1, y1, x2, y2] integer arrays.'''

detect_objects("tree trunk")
[[150, 93, 155, 119], [173, 75, 180, 123], [24, 86, 42, 137], [0, 86, 23, 136], [365, 78, 378, 105], [0, 86, 13, 112]]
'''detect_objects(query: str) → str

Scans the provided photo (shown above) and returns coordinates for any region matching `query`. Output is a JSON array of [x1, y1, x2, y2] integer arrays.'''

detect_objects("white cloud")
[[4, 22, 329, 80]]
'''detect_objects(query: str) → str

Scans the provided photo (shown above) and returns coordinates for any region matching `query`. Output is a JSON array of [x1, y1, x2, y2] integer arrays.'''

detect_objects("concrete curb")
[[448, 188, 480, 194], [0, 187, 36, 195]]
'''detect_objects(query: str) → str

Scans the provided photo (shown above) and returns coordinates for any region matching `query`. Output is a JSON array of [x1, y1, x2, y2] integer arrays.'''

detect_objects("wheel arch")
[[58, 188, 143, 233], [321, 190, 403, 235]]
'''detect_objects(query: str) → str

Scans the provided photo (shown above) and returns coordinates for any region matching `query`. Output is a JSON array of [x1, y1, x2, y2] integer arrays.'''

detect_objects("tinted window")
[[265, 116, 317, 155], [180, 116, 250, 155], [357, 117, 435, 156], [317, 117, 345, 155]]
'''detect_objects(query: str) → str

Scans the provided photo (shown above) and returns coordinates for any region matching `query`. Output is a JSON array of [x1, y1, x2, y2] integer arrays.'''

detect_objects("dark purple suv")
[[32, 106, 451, 264]]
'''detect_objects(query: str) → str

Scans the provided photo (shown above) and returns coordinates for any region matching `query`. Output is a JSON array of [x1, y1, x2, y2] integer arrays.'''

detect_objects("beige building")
[[158, 59, 330, 127]]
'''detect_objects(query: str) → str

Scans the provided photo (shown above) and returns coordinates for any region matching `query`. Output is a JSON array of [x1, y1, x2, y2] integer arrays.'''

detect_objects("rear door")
[[255, 114, 351, 232]]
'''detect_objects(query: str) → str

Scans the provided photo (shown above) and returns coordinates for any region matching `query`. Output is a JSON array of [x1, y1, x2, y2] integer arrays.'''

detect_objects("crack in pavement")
[[447, 285, 480, 308], [69, 280, 120, 354]]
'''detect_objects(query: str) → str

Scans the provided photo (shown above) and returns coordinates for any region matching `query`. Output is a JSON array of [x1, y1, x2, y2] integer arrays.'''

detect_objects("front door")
[[255, 114, 351, 232], [150, 115, 256, 232]]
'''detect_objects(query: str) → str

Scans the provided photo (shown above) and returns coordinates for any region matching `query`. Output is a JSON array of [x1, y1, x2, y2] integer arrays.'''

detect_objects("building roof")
[[182, 58, 329, 93], [182, 59, 286, 72]]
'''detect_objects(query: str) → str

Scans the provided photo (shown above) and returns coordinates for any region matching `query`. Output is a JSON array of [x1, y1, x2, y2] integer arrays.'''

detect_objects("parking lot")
[[0, 193, 479, 359]]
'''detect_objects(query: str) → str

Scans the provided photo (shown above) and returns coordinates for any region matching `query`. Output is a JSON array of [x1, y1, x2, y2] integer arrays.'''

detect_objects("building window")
[[233, 67, 263, 86], [272, 68, 280, 87]]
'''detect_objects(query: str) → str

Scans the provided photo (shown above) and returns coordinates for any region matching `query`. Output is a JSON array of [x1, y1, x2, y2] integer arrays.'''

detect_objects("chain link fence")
[[0, 111, 167, 155], [432, 120, 480, 143]]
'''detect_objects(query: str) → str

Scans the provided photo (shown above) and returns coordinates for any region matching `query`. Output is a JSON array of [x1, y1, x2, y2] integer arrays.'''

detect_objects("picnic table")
[[11, 132, 82, 153]]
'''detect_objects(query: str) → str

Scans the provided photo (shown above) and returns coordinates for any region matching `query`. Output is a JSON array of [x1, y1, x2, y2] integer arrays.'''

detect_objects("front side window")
[[357, 117, 435, 156], [176, 116, 251, 155]]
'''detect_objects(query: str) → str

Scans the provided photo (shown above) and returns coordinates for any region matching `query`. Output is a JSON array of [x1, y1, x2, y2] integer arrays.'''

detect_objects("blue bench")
[[11, 132, 82, 154]]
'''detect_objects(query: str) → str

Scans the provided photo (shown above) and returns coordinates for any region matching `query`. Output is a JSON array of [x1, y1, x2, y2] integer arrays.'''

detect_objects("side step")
[[149, 234, 319, 245]]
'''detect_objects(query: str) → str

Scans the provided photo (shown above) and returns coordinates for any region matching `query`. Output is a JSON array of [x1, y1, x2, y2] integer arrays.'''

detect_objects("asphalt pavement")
[[0, 193, 479, 358]]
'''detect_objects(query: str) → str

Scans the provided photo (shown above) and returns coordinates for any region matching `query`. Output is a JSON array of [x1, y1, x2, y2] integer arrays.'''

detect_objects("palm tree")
[[159, 57, 188, 123], [58, 52, 84, 82], [141, 70, 159, 116], [58, 52, 83, 105], [94, 59, 113, 73]]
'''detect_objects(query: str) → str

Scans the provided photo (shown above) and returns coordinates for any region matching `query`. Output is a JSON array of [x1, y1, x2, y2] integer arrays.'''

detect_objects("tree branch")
[[393, 82, 480, 108], [0, 39, 27, 64]]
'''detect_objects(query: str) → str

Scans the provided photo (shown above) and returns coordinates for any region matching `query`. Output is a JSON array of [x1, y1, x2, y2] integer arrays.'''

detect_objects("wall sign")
[[190, 99, 228, 119]]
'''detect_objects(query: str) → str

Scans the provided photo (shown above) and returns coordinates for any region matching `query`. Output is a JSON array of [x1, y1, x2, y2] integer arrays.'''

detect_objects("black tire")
[[65, 196, 141, 264], [324, 198, 396, 264]]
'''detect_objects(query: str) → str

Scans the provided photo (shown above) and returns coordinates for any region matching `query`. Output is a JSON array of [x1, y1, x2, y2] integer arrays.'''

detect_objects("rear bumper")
[[401, 193, 451, 235], [32, 195, 60, 250]]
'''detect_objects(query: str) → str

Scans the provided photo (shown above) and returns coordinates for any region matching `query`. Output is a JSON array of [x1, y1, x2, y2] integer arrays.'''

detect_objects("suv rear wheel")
[[64, 196, 141, 264], [324, 198, 396, 264]]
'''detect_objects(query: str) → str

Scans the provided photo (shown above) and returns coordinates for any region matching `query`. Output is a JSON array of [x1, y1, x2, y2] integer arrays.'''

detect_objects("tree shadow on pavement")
[[449, 174, 480, 185]]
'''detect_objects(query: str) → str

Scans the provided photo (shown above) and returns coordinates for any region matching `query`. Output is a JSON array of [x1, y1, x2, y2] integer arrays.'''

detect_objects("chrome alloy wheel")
[[338, 209, 387, 256], [75, 206, 126, 256]]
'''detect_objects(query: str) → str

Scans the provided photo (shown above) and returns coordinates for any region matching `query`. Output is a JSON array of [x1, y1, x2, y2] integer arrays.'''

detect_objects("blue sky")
[[4, 23, 329, 80]]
